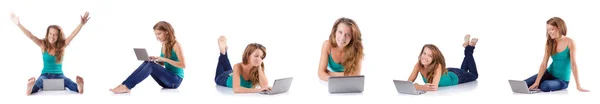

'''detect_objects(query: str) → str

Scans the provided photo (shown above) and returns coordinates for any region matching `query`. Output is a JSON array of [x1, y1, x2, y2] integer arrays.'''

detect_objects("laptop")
[[508, 80, 540, 94], [134, 48, 150, 61], [328, 75, 365, 93], [393, 80, 426, 95], [42, 79, 65, 91], [259, 77, 294, 95]]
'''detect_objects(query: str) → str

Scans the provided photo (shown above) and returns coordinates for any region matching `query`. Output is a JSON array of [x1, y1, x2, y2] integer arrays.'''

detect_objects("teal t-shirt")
[[41, 52, 63, 74], [547, 47, 571, 81], [422, 71, 459, 87], [327, 55, 344, 72], [161, 49, 184, 78], [226, 74, 253, 88]]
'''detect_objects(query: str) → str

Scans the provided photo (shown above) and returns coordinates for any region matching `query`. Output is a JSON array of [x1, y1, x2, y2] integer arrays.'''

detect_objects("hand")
[[528, 82, 539, 90], [10, 12, 20, 25], [149, 56, 165, 62], [577, 86, 590, 92], [424, 83, 437, 91], [259, 87, 272, 92], [80, 12, 90, 24]]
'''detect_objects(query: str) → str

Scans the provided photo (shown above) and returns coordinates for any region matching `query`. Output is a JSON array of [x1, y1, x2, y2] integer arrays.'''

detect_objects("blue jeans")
[[122, 61, 183, 89], [31, 73, 79, 94], [215, 53, 233, 87], [448, 45, 479, 84], [524, 71, 569, 92]]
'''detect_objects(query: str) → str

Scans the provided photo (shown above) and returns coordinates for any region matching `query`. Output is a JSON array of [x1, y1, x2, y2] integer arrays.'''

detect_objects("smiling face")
[[335, 23, 352, 48], [47, 28, 59, 44], [546, 24, 560, 39], [242, 43, 267, 67], [419, 47, 433, 66]]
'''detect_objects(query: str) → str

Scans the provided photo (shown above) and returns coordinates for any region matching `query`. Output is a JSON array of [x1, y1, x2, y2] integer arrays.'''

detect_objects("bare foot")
[[470, 38, 478, 47], [26, 77, 35, 96], [110, 84, 130, 94], [463, 34, 471, 47], [76, 76, 84, 94], [218, 36, 228, 55]]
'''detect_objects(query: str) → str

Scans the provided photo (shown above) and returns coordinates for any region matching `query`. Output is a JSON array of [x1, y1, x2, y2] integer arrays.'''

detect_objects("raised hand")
[[80, 12, 90, 24], [10, 12, 20, 25]]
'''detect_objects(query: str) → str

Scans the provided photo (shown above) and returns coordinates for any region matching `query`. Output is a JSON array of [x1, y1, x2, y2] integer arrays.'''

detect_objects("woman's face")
[[248, 49, 265, 66], [47, 28, 59, 44], [420, 47, 433, 66], [546, 24, 560, 39], [154, 30, 167, 42], [335, 23, 352, 48]]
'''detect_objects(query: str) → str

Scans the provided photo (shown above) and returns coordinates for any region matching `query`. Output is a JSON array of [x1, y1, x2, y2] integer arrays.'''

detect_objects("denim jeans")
[[122, 61, 183, 89], [524, 71, 569, 92], [215, 53, 233, 87], [448, 45, 479, 84], [30, 73, 79, 94]]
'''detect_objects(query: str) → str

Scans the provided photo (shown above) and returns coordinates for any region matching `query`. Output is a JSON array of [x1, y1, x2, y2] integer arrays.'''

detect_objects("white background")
[[0, 0, 597, 103]]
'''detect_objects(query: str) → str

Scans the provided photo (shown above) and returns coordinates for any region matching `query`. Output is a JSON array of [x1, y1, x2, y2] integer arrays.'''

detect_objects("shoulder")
[[322, 40, 331, 48]]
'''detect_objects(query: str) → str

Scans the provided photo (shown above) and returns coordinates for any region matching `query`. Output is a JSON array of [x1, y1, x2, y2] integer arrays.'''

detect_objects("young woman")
[[214, 36, 270, 93], [110, 21, 186, 94], [407, 34, 479, 91], [317, 17, 365, 81], [11, 12, 90, 95], [523, 17, 589, 92]]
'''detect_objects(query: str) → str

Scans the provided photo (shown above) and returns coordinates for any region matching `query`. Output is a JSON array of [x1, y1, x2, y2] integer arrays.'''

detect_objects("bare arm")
[[427, 65, 443, 91], [407, 62, 420, 82], [11, 13, 43, 47], [257, 65, 269, 88], [65, 12, 90, 46], [318, 40, 332, 81], [532, 45, 551, 88], [232, 64, 262, 93], [568, 39, 589, 92], [159, 42, 186, 68]]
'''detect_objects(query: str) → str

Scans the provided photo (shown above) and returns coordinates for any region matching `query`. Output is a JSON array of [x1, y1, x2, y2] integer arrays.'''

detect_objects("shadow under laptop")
[[511, 89, 569, 95], [413, 81, 479, 96], [215, 85, 291, 96], [30, 91, 80, 96]]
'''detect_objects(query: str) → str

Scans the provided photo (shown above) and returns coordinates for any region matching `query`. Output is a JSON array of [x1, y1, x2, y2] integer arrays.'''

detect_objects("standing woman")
[[524, 17, 589, 92], [317, 17, 365, 81], [11, 12, 90, 95], [110, 21, 186, 94]]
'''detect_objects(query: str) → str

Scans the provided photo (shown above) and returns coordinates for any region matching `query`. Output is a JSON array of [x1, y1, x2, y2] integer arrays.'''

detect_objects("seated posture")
[[407, 34, 479, 91], [523, 17, 589, 92], [110, 21, 186, 94], [317, 17, 364, 81], [11, 12, 90, 95]]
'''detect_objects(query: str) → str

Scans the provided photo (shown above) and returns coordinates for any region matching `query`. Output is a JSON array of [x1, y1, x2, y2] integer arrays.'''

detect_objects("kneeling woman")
[[407, 35, 479, 91], [214, 36, 270, 93]]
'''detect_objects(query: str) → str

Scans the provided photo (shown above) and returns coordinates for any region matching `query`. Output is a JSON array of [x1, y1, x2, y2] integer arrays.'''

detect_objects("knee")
[[540, 81, 561, 92]]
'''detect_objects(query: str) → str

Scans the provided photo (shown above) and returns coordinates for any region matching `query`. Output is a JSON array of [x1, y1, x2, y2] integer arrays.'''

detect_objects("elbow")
[[232, 87, 243, 93]]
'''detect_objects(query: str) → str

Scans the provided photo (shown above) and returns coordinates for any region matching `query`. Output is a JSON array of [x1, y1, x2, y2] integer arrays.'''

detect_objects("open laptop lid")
[[42, 79, 65, 91], [328, 75, 365, 93], [266, 77, 294, 94], [134, 48, 149, 61], [508, 80, 539, 94]]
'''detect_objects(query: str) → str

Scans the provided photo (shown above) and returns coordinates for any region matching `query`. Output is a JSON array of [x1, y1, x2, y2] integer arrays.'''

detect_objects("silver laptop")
[[508, 80, 540, 94], [259, 77, 294, 95], [134, 48, 150, 61], [328, 75, 365, 93], [42, 79, 65, 91], [393, 80, 426, 95]]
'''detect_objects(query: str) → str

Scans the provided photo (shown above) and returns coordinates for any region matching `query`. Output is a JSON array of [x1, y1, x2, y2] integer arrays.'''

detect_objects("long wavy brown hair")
[[43, 25, 66, 63], [418, 44, 447, 83], [241, 43, 267, 88], [328, 17, 364, 76], [153, 21, 177, 59], [546, 17, 567, 55]]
